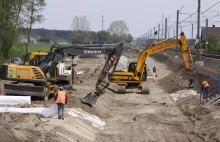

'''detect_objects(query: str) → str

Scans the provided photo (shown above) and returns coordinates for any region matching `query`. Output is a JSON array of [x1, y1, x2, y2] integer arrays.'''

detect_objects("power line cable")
[[201, 1, 220, 15]]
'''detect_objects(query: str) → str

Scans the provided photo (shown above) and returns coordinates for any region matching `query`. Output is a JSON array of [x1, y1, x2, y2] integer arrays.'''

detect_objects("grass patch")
[[18, 43, 71, 53]]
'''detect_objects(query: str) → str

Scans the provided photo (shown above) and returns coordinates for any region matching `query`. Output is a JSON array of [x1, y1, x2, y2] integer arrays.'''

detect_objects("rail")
[[166, 49, 220, 59]]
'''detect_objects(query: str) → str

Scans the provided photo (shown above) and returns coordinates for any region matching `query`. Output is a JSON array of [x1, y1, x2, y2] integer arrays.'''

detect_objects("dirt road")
[[0, 52, 215, 142], [93, 57, 203, 142]]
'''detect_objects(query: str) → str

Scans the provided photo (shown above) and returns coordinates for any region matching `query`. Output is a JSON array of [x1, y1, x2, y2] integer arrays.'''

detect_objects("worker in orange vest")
[[54, 87, 68, 120], [201, 80, 210, 99]]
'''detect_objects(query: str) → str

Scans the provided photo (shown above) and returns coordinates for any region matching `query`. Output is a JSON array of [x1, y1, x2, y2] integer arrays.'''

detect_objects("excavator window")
[[30, 55, 47, 66], [128, 62, 147, 81]]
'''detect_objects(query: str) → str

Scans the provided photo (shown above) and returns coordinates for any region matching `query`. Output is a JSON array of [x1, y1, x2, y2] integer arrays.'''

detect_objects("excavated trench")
[[0, 49, 220, 141], [150, 50, 220, 142]]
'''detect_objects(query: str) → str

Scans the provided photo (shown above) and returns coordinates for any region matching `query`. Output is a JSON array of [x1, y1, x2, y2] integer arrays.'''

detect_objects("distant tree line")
[[27, 16, 133, 44], [28, 28, 133, 44], [29, 28, 73, 43], [71, 16, 133, 44]]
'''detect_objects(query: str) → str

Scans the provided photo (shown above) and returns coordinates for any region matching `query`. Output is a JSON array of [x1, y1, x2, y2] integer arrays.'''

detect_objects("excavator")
[[81, 32, 196, 106], [0, 44, 122, 100]]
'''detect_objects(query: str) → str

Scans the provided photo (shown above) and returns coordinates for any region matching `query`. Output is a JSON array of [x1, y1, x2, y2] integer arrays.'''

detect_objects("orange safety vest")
[[56, 91, 66, 104], [201, 81, 209, 89]]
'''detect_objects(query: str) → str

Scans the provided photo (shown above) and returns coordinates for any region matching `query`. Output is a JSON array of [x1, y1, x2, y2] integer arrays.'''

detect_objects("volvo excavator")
[[81, 32, 196, 106], [0, 44, 122, 100]]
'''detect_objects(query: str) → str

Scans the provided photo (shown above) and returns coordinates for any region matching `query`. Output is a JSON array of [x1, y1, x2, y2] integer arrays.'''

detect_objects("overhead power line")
[[167, 13, 196, 29], [201, 1, 220, 15]]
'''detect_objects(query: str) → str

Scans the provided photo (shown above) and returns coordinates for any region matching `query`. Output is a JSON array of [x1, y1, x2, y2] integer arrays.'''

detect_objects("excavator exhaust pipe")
[[81, 92, 100, 106]]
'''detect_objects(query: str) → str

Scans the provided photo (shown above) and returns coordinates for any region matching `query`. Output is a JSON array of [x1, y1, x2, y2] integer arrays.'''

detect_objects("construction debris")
[[0, 105, 57, 117], [0, 96, 31, 106], [67, 108, 105, 130]]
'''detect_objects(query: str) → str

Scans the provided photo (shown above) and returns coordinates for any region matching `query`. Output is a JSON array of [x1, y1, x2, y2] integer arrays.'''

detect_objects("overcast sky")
[[33, 0, 220, 38]]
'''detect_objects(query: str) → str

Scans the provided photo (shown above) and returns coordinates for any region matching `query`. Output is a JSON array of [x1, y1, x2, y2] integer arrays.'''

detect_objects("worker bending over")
[[201, 80, 209, 99], [54, 87, 68, 120]]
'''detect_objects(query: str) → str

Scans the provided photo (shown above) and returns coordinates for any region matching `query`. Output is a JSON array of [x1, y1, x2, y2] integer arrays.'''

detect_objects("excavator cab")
[[128, 62, 147, 81]]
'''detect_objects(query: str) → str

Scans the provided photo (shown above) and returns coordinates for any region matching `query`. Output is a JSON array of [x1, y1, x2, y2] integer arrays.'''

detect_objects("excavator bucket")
[[188, 79, 194, 88], [81, 92, 100, 106], [188, 73, 196, 88]]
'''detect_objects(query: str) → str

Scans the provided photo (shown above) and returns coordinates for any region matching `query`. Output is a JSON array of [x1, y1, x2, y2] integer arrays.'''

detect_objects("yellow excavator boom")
[[135, 32, 195, 78]]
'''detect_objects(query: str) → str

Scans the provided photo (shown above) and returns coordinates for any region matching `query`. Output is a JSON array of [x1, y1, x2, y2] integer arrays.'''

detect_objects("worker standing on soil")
[[201, 81, 210, 99], [153, 66, 157, 78], [54, 87, 68, 120]]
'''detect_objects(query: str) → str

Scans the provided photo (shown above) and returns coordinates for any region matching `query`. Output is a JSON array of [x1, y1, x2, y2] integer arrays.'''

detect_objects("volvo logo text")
[[83, 50, 102, 54]]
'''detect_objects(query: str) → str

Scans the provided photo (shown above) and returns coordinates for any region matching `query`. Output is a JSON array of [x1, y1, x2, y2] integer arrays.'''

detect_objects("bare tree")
[[108, 20, 129, 35], [23, 0, 46, 54], [72, 16, 90, 31], [108, 20, 129, 43]]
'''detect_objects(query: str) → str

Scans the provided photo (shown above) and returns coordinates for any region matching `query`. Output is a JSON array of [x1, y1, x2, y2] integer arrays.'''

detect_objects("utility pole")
[[145, 33, 147, 45], [174, 29, 175, 37], [162, 15, 164, 39], [192, 24, 193, 40], [165, 18, 167, 39], [196, 0, 201, 60], [154, 27, 156, 39], [158, 24, 160, 41], [148, 31, 150, 40], [102, 15, 104, 31], [150, 29, 152, 39], [176, 10, 179, 56], [205, 18, 208, 52], [168, 29, 170, 38]]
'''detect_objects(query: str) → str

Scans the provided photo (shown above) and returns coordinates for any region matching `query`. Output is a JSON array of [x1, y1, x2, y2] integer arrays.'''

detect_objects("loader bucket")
[[4, 84, 45, 96], [81, 92, 100, 106]]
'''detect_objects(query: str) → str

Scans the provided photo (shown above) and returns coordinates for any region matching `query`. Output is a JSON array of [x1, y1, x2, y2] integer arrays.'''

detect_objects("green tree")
[[23, 0, 46, 54], [0, 0, 46, 60], [108, 20, 129, 35], [207, 32, 220, 51], [126, 33, 133, 43], [0, 0, 24, 59], [108, 20, 130, 43], [97, 31, 111, 42], [111, 34, 120, 43], [72, 30, 86, 44]]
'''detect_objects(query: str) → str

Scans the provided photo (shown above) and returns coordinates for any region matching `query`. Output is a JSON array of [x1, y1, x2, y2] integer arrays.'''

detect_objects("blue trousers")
[[57, 104, 65, 119]]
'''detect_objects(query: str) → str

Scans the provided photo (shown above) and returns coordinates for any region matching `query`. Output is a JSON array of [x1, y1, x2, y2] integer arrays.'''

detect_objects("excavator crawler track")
[[118, 84, 126, 94]]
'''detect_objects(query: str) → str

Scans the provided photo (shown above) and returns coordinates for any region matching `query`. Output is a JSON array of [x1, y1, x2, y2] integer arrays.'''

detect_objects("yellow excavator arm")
[[109, 32, 196, 86], [135, 32, 195, 77]]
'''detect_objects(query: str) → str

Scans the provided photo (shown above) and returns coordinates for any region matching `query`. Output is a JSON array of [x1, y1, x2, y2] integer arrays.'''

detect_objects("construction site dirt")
[[0, 49, 220, 142]]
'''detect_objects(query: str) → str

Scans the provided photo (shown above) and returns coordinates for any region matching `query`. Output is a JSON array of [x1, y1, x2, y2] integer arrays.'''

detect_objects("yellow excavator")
[[81, 32, 196, 106], [0, 44, 122, 100]]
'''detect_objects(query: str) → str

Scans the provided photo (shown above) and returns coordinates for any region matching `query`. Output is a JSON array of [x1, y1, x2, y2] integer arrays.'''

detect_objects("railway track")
[[166, 49, 220, 59]]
